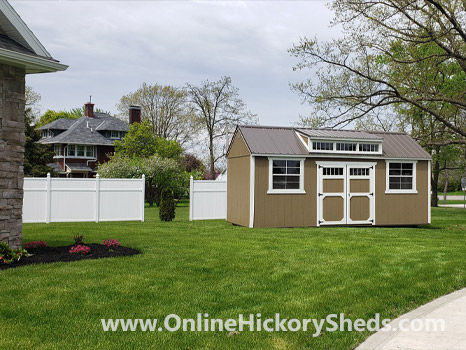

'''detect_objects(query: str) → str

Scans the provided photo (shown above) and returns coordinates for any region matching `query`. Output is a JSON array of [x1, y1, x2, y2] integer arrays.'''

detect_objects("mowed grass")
[[1, 203, 465, 349]]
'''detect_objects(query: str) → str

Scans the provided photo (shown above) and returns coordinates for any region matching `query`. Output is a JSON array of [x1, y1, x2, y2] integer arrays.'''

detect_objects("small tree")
[[159, 188, 175, 222]]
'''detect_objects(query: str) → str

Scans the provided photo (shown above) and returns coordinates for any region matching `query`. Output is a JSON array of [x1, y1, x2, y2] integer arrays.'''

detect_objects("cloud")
[[12, 0, 338, 125]]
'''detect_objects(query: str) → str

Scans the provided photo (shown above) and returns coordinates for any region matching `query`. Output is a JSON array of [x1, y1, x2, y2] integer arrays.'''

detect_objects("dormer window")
[[306, 136, 383, 155], [42, 130, 53, 138], [312, 142, 333, 151], [336, 143, 357, 151], [110, 131, 121, 139]]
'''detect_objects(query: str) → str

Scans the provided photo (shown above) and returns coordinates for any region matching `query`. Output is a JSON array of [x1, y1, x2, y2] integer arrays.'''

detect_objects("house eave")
[[0, 48, 68, 73]]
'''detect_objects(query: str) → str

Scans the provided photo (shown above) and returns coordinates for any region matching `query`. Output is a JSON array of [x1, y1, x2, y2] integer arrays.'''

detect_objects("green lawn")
[[440, 200, 466, 205], [1, 204, 465, 349], [437, 191, 465, 196]]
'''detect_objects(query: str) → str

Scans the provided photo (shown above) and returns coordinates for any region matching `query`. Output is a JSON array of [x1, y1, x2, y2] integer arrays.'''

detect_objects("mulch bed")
[[0, 243, 141, 271]]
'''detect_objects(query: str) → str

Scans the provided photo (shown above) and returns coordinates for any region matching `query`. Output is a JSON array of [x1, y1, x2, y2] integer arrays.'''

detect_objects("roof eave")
[[0, 48, 68, 73]]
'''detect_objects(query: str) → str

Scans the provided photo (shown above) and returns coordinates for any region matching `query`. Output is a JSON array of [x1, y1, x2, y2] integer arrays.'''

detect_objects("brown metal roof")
[[368, 131, 431, 159], [239, 126, 308, 155], [237, 125, 431, 159], [298, 128, 382, 140]]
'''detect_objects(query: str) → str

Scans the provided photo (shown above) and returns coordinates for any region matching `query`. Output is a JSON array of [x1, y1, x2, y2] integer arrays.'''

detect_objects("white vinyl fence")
[[189, 176, 227, 220], [23, 174, 145, 223]]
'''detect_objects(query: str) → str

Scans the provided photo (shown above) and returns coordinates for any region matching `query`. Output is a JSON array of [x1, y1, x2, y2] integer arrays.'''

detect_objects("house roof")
[[0, 0, 67, 73], [236, 125, 431, 160], [39, 113, 129, 146], [38, 118, 76, 130], [66, 163, 93, 172]]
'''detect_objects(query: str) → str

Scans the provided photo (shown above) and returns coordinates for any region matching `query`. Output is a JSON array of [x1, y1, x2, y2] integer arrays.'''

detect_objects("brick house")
[[38, 104, 141, 178], [0, 0, 67, 248]]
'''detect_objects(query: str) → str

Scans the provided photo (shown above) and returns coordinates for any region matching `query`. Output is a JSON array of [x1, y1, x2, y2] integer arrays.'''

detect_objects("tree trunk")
[[432, 153, 440, 207], [209, 134, 215, 180], [443, 171, 449, 204]]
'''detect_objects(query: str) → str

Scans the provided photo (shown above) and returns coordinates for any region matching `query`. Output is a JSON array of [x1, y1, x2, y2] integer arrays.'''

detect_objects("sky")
[[12, 0, 339, 126]]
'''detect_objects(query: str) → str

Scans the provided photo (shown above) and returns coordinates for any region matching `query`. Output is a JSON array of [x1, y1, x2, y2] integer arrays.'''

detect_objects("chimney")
[[129, 105, 141, 124], [85, 102, 94, 118]]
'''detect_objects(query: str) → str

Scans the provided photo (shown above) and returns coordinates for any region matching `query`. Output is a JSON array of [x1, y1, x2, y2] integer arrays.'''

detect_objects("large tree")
[[289, 0, 466, 139], [116, 83, 197, 146], [24, 109, 55, 177], [186, 76, 257, 179], [114, 121, 183, 160]]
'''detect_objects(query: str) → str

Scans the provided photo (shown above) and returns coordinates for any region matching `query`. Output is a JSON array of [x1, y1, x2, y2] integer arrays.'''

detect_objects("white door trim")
[[346, 162, 376, 225], [317, 162, 347, 226], [316, 161, 376, 226]]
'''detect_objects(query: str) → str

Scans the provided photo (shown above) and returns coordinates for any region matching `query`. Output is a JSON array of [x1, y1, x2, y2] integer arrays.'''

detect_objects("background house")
[[0, 0, 67, 248], [227, 125, 431, 228], [38, 104, 141, 178]]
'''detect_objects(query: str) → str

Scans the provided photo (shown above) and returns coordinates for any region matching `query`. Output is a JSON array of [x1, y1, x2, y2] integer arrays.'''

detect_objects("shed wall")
[[253, 157, 317, 228], [226, 132, 250, 227], [252, 157, 429, 227], [375, 160, 428, 225]]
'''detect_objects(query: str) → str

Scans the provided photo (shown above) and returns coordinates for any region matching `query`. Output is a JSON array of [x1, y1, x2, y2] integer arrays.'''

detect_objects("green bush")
[[159, 188, 175, 222], [0, 242, 27, 264]]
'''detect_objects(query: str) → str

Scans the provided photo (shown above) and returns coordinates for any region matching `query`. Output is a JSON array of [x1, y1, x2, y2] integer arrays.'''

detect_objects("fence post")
[[189, 176, 193, 221], [95, 174, 100, 223], [141, 174, 145, 222], [46, 173, 51, 224]]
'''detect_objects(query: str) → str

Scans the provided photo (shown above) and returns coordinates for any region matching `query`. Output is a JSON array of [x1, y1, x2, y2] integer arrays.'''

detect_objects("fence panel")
[[23, 174, 145, 223], [189, 177, 227, 220]]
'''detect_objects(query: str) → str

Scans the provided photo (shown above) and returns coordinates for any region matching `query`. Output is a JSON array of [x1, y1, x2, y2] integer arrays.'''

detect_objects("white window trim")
[[306, 138, 383, 155], [110, 131, 121, 139], [267, 157, 306, 194], [66, 145, 96, 159], [385, 160, 417, 194]]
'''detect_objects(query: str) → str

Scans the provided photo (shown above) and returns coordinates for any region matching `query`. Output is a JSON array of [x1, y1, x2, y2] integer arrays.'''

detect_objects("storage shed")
[[226, 125, 431, 228]]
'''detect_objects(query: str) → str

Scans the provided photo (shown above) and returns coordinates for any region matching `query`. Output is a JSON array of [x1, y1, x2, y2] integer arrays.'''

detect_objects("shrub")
[[69, 245, 90, 255], [0, 242, 27, 264], [25, 241, 48, 249], [159, 188, 175, 222], [102, 239, 120, 249], [73, 234, 84, 245]]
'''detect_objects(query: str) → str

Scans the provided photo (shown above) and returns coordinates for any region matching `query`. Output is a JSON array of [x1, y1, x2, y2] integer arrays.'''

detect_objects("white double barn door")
[[317, 162, 376, 226]]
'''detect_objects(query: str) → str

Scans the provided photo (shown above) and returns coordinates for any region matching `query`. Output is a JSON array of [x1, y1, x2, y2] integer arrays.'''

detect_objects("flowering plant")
[[0, 242, 28, 264], [102, 239, 120, 249], [25, 241, 48, 249], [69, 245, 91, 255]]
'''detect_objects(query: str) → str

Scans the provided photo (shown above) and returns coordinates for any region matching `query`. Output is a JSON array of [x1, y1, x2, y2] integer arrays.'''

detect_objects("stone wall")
[[0, 64, 25, 249]]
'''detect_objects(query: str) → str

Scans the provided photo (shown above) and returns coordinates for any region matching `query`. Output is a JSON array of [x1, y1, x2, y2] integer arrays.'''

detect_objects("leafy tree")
[[186, 76, 257, 179], [289, 0, 466, 139], [35, 110, 79, 128], [114, 121, 183, 160], [25, 86, 41, 122], [24, 109, 55, 177], [98, 155, 190, 206], [181, 153, 206, 174], [116, 83, 197, 146], [159, 188, 176, 222]]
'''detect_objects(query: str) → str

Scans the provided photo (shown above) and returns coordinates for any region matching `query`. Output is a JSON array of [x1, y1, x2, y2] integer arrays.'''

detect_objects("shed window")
[[268, 158, 305, 194], [386, 161, 417, 193], [336, 143, 357, 151], [349, 168, 369, 176], [359, 144, 379, 152], [313, 142, 333, 151], [323, 167, 344, 176], [110, 131, 120, 139]]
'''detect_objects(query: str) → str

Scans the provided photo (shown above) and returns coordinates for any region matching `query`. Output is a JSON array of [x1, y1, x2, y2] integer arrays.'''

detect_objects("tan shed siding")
[[227, 133, 250, 227], [375, 160, 429, 225], [228, 131, 251, 158], [254, 157, 317, 228]]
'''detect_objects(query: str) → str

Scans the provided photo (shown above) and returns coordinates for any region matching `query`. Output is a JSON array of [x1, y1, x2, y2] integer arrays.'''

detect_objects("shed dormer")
[[295, 129, 383, 155]]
